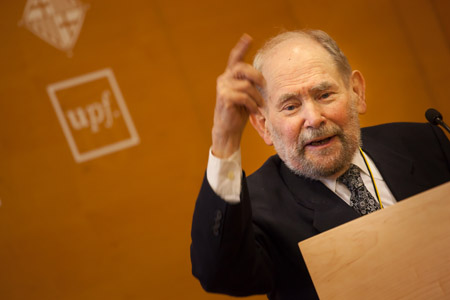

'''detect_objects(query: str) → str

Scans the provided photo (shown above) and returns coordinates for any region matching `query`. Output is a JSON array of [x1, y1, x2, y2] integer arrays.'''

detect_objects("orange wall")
[[0, 0, 449, 299]]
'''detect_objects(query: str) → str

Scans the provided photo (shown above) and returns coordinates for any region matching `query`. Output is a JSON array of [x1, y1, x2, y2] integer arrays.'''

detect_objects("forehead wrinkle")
[[267, 58, 335, 87], [268, 69, 315, 101], [264, 41, 343, 105]]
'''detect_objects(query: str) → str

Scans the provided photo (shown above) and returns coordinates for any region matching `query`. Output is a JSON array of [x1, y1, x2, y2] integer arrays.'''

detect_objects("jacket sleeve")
[[190, 172, 275, 296]]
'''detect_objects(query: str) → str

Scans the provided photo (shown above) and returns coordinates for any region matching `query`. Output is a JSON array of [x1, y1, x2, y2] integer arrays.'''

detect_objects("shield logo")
[[19, 0, 89, 54]]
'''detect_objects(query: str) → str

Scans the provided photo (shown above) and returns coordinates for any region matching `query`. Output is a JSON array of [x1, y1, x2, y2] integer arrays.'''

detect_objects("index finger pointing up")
[[227, 33, 253, 69]]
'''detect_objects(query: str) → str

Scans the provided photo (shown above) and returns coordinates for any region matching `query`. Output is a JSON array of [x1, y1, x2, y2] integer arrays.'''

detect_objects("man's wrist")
[[211, 128, 242, 159], [207, 147, 242, 203]]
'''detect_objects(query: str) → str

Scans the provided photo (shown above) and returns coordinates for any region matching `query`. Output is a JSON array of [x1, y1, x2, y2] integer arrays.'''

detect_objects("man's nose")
[[302, 102, 325, 129]]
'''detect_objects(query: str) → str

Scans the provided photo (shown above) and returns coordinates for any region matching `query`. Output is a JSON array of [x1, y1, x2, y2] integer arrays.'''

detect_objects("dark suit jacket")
[[191, 123, 450, 300]]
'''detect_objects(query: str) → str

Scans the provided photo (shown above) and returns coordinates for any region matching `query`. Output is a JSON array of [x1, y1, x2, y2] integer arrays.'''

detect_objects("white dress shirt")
[[207, 148, 397, 207]]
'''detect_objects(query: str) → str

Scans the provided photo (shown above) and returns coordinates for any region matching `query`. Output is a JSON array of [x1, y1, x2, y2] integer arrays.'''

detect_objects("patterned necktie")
[[337, 164, 380, 216]]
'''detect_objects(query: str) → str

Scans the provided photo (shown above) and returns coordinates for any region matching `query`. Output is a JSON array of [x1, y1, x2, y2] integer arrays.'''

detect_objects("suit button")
[[215, 210, 222, 221], [212, 223, 220, 236]]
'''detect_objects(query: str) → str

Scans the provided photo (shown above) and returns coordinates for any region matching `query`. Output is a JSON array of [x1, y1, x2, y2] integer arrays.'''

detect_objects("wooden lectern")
[[299, 182, 450, 299]]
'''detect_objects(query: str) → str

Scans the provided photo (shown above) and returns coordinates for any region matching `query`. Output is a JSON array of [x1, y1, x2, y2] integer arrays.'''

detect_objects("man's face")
[[260, 38, 366, 179]]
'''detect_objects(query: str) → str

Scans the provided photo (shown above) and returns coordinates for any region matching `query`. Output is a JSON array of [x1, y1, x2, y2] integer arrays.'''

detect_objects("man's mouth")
[[304, 135, 335, 147]]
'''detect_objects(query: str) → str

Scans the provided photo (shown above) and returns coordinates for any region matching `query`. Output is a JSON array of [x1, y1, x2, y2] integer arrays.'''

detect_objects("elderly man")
[[190, 30, 450, 300]]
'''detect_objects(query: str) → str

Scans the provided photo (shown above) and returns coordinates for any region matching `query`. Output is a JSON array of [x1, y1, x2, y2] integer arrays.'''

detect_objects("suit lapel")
[[279, 162, 359, 233], [361, 134, 426, 201]]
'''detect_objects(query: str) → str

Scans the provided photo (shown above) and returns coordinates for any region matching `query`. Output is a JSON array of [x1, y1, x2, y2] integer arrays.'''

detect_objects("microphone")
[[425, 108, 450, 134]]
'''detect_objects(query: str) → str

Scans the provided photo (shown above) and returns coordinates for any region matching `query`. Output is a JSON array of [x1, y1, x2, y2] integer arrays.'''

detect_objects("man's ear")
[[351, 70, 367, 114], [249, 110, 273, 146]]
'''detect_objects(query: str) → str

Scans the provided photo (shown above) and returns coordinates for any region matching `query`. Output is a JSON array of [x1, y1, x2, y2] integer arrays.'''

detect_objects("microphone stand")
[[435, 118, 450, 134]]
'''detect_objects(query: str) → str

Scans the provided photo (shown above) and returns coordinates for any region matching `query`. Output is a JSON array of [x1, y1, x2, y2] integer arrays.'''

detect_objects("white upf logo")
[[47, 68, 140, 163], [19, 0, 88, 54], [66, 90, 120, 133]]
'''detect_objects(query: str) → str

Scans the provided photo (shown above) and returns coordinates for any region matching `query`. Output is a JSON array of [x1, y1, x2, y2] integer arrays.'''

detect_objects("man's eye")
[[284, 105, 296, 111], [320, 92, 333, 99], [321, 93, 330, 99]]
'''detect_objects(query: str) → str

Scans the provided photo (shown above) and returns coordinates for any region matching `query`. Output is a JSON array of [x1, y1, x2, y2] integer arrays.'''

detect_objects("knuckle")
[[229, 64, 238, 73], [241, 80, 251, 89], [232, 62, 244, 71]]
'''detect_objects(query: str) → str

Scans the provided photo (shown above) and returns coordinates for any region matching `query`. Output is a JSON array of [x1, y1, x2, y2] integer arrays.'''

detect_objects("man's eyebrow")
[[275, 82, 337, 106], [277, 92, 301, 106], [310, 82, 335, 94]]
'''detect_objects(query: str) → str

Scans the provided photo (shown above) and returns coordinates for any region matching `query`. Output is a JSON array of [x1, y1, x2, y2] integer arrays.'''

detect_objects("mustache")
[[298, 124, 342, 148]]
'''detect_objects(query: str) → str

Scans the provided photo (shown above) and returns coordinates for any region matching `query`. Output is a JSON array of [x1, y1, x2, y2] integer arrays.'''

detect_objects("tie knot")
[[337, 164, 364, 192]]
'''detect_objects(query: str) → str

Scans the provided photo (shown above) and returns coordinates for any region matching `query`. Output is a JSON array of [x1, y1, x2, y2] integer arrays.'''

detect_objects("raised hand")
[[211, 34, 266, 158]]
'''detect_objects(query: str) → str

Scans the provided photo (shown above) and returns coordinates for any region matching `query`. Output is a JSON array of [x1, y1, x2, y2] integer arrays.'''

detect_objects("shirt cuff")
[[206, 147, 242, 203]]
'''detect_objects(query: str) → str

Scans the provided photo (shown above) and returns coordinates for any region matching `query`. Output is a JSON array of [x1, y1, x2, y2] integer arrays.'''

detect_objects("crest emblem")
[[19, 0, 89, 54]]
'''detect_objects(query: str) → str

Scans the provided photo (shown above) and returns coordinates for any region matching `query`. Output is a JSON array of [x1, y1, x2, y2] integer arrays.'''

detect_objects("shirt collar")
[[356, 150, 383, 180], [320, 149, 382, 192]]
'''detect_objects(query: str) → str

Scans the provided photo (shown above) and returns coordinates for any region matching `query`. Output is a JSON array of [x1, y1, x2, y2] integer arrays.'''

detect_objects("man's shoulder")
[[247, 155, 283, 183], [245, 154, 296, 200], [361, 122, 437, 143], [361, 122, 450, 170], [362, 122, 430, 134]]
